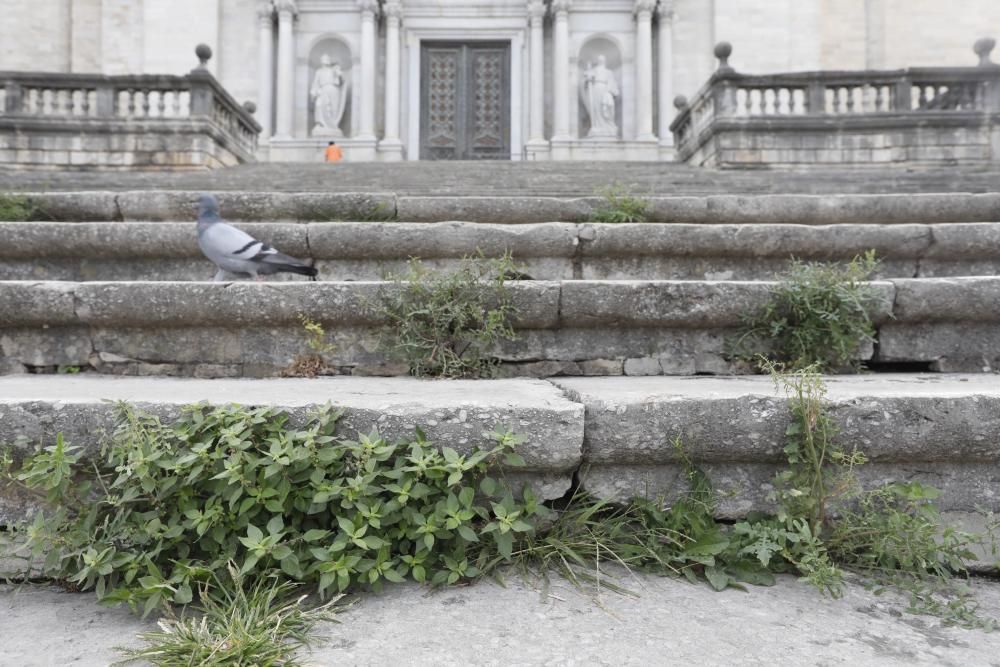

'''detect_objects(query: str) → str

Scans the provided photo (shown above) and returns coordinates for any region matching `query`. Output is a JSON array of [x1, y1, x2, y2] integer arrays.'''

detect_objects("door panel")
[[420, 42, 510, 160]]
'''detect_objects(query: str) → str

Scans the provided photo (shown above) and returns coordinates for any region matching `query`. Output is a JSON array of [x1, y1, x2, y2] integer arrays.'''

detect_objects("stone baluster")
[[380, 0, 404, 158], [357, 0, 380, 141], [256, 1, 275, 140], [527, 0, 546, 145], [657, 0, 675, 146], [274, 0, 297, 139], [551, 0, 571, 141], [634, 0, 656, 140]]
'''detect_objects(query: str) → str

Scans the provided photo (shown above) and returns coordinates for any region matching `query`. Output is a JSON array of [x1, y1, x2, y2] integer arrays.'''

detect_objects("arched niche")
[[578, 36, 623, 140], [308, 37, 353, 138]]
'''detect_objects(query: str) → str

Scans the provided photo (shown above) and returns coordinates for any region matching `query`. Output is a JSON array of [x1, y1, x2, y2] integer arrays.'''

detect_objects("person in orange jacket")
[[325, 141, 343, 162]]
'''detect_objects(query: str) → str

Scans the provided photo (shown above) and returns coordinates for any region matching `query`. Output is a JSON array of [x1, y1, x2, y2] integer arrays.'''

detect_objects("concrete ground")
[[2, 572, 999, 667]]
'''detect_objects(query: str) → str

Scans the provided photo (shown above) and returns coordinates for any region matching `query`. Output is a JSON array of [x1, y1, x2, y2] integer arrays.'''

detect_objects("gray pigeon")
[[196, 194, 318, 281]]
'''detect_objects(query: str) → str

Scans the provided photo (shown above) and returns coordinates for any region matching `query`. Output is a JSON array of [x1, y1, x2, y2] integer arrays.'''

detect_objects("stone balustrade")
[[0, 46, 260, 170], [672, 38, 1000, 167]]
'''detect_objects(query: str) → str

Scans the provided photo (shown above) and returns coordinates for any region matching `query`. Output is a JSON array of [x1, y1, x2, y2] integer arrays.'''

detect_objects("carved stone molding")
[[527, 0, 545, 20], [633, 0, 657, 16], [550, 0, 572, 16], [274, 0, 297, 16], [357, 0, 380, 17], [658, 0, 675, 21], [256, 0, 274, 21], [384, 0, 403, 21]]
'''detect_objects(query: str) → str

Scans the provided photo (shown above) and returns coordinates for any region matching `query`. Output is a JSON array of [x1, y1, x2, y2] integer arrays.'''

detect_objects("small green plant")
[[0, 194, 37, 222], [589, 183, 650, 223], [113, 565, 342, 666], [731, 251, 885, 371], [57, 365, 82, 375], [284, 315, 336, 377], [375, 252, 519, 378], [3, 403, 544, 616]]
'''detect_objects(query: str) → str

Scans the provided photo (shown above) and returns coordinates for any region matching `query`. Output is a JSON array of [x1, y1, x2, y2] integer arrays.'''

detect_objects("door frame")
[[404, 28, 524, 161], [419, 41, 511, 160]]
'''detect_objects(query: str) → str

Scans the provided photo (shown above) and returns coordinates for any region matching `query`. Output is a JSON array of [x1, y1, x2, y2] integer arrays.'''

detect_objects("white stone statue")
[[580, 55, 620, 138], [310, 54, 349, 137]]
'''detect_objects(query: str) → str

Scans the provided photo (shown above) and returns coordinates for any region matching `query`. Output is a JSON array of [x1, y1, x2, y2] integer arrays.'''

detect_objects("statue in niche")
[[580, 55, 620, 138], [310, 54, 349, 137]]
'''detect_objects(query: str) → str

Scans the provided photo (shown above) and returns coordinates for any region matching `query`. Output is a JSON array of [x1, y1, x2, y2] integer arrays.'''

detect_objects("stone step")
[[4, 161, 1000, 195], [3, 221, 1000, 281], [8, 190, 1000, 223], [1, 278, 997, 376], [1, 374, 997, 526], [553, 374, 1000, 518]]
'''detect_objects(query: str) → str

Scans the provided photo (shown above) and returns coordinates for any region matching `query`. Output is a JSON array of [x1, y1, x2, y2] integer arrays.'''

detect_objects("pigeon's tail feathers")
[[259, 251, 319, 279]]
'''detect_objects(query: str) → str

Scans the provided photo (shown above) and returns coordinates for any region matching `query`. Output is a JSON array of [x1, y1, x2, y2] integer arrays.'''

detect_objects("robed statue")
[[579, 55, 620, 138], [311, 54, 349, 137]]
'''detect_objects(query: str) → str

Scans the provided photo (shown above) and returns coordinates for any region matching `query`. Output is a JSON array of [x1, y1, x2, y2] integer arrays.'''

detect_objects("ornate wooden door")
[[420, 42, 511, 160]]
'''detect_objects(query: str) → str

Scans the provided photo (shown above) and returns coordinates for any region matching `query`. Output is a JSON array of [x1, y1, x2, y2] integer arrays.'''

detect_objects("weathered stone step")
[[4, 161, 1000, 195], [2, 374, 997, 526], [1, 278, 996, 376], [8, 190, 1000, 223], [4, 221, 1000, 281], [553, 374, 1000, 518], [0, 375, 584, 524]]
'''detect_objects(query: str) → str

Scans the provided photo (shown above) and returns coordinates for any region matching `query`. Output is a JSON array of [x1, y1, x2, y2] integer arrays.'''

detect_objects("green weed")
[[375, 252, 519, 378], [0, 194, 37, 222], [284, 316, 336, 378], [731, 251, 885, 372], [589, 183, 650, 223]]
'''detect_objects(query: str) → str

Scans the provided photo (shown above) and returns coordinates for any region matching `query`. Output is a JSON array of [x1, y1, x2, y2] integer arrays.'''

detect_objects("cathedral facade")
[[2, 0, 998, 161]]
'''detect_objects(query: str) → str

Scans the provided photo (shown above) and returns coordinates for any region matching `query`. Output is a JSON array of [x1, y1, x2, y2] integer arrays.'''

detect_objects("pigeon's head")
[[197, 194, 220, 223]]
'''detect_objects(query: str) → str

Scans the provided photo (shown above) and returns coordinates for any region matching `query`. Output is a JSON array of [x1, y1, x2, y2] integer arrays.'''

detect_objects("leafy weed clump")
[[2, 403, 544, 617], [731, 251, 885, 372], [589, 183, 650, 223], [0, 194, 37, 222], [283, 315, 337, 378], [375, 252, 519, 378]]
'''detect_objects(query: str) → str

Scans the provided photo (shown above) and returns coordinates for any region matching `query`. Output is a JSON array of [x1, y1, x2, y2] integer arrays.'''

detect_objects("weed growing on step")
[[375, 252, 519, 378], [730, 251, 885, 371], [2, 403, 544, 617], [589, 183, 650, 223], [0, 194, 38, 222], [283, 315, 336, 378], [113, 565, 342, 667]]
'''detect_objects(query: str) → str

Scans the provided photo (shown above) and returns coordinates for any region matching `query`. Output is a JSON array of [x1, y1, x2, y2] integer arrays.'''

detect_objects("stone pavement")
[[2, 572, 1000, 666], [4, 162, 1000, 195]]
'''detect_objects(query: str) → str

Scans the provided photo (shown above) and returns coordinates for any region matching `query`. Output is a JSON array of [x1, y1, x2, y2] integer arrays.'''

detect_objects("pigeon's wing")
[[200, 222, 279, 267]]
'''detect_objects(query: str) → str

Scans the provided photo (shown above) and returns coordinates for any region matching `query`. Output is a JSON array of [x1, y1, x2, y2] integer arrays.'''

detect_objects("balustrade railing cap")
[[195, 44, 213, 70], [714, 42, 734, 73], [974, 37, 997, 67]]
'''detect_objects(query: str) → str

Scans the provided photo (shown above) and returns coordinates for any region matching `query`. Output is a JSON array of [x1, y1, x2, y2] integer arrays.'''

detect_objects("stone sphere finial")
[[243, 101, 258, 114], [673, 95, 689, 110], [195, 44, 213, 69], [714, 41, 733, 71], [974, 37, 996, 67]]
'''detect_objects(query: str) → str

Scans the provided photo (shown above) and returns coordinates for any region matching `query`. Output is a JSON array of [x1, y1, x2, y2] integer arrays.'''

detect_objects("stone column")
[[551, 0, 572, 141], [527, 0, 547, 146], [274, 0, 297, 139], [634, 0, 656, 141], [657, 0, 674, 147], [357, 0, 380, 142], [256, 1, 275, 140], [379, 0, 404, 159]]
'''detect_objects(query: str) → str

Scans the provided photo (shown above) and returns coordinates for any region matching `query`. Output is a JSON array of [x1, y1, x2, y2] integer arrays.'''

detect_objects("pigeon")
[[196, 194, 318, 281]]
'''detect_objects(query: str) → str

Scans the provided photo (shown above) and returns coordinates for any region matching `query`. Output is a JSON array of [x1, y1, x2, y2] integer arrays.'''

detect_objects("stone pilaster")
[[274, 0, 297, 139], [256, 1, 275, 140], [527, 0, 547, 146], [379, 0, 404, 158], [357, 0, 380, 142], [657, 0, 674, 146], [551, 0, 572, 142], [634, 0, 656, 141]]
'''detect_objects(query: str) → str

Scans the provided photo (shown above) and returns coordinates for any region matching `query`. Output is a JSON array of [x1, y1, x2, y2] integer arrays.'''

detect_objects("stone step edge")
[[4, 221, 1000, 263], [3, 374, 998, 522], [11, 191, 1000, 223]]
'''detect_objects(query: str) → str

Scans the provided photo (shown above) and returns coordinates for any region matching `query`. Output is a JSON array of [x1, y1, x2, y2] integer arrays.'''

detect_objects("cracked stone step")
[[3, 221, 1000, 281], [552, 374, 1000, 518], [0, 375, 585, 524]]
